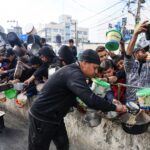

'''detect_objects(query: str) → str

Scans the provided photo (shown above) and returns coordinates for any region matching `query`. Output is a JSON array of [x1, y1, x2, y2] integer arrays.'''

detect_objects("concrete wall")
[[65, 111, 150, 150], [1, 99, 150, 150]]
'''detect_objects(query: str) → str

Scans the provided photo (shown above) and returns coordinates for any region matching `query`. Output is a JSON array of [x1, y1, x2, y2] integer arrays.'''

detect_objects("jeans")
[[28, 114, 69, 150]]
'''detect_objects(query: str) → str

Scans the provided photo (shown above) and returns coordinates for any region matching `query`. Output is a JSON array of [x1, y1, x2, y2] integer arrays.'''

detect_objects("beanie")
[[58, 45, 75, 64], [79, 49, 100, 65]]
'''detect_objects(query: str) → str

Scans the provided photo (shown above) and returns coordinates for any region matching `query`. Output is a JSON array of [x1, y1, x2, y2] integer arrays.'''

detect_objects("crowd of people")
[[0, 21, 150, 150]]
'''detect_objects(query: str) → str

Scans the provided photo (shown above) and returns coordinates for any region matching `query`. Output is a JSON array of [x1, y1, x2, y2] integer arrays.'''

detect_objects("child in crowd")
[[100, 58, 126, 104]]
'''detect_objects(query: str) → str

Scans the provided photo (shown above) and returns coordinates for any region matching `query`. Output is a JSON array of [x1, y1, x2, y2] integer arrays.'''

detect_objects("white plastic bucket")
[[105, 30, 122, 51]]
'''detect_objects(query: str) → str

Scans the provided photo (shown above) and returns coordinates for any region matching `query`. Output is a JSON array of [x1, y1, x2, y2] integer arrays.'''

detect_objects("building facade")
[[7, 26, 22, 36], [37, 15, 89, 44]]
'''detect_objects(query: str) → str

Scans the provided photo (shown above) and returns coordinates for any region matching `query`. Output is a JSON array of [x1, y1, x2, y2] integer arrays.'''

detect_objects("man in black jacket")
[[28, 49, 126, 150]]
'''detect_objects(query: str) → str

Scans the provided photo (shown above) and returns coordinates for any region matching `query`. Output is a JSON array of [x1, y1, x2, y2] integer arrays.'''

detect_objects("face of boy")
[[97, 50, 108, 62], [116, 60, 124, 70], [103, 68, 114, 77], [136, 49, 148, 61]]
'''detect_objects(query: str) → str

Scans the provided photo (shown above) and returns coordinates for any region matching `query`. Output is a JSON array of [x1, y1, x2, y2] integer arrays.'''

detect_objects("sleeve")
[[124, 54, 135, 73], [105, 90, 114, 103], [66, 72, 116, 112], [33, 66, 48, 79], [73, 46, 77, 57], [116, 70, 126, 79]]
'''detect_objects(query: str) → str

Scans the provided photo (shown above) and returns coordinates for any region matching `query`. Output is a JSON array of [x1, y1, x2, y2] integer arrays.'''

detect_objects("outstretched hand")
[[134, 21, 149, 35], [115, 103, 127, 113]]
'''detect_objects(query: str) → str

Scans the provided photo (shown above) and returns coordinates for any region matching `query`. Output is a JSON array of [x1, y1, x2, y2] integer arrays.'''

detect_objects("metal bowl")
[[83, 112, 101, 127]]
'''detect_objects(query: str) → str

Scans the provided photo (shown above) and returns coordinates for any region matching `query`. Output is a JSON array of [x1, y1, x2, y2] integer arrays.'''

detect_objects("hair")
[[41, 38, 46, 44], [100, 59, 114, 71], [29, 56, 42, 65], [69, 39, 74, 43], [112, 55, 123, 69], [96, 46, 106, 53], [144, 45, 149, 52], [38, 46, 56, 64]]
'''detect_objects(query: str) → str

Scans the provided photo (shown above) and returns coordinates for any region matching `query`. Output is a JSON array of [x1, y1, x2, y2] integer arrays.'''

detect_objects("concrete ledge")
[[65, 110, 150, 150], [0, 97, 31, 119], [1, 99, 150, 150]]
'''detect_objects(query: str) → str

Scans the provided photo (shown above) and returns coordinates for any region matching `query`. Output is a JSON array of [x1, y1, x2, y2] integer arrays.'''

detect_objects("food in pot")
[[127, 114, 136, 125]]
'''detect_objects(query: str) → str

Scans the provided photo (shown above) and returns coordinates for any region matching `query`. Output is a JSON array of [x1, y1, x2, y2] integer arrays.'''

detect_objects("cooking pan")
[[119, 112, 150, 134]]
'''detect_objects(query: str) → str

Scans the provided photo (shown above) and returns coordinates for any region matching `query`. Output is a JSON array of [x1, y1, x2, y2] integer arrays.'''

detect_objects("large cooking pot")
[[14, 61, 24, 79], [119, 112, 150, 134], [13, 45, 27, 57]]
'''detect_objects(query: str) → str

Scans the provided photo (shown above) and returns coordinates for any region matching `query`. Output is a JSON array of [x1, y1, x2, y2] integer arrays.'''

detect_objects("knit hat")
[[79, 49, 100, 65]]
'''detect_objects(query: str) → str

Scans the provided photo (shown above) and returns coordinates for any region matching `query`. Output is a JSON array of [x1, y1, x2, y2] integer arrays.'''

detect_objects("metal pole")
[[135, 0, 141, 26], [75, 21, 78, 46], [116, 83, 147, 89]]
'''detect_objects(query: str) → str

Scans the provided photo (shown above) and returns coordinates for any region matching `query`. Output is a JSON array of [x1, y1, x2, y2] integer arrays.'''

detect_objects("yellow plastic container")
[[105, 30, 122, 51]]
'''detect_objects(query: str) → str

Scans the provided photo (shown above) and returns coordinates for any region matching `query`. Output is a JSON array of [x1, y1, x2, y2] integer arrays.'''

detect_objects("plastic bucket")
[[91, 78, 110, 97], [105, 30, 122, 51], [136, 88, 150, 110], [4, 89, 17, 99], [16, 93, 28, 108]]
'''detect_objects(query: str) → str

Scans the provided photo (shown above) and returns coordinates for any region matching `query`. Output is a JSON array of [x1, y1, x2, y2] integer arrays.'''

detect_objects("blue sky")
[[0, 0, 150, 42]]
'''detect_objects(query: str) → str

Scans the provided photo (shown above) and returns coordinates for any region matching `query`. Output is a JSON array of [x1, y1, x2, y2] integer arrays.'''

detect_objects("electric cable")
[[88, 7, 125, 29], [71, 0, 96, 13], [78, 1, 123, 23]]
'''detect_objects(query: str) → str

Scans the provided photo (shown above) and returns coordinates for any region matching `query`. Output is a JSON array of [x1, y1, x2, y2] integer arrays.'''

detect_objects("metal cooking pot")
[[83, 111, 101, 127], [13, 82, 26, 91], [119, 112, 150, 134], [126, 101, 140, 115], [105, 111, 118, 119]]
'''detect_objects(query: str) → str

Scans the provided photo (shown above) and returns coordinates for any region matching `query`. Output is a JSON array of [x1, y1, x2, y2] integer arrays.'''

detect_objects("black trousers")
[[0, 115, 4, 128], [28, 114, 69, 150]]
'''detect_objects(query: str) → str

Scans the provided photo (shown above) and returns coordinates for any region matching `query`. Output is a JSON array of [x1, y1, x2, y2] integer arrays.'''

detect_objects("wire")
[[90, 12, 128, 30], [71, 0, 96, 13], [88, 7, 124, 29], [78, 1, 123, 23]]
